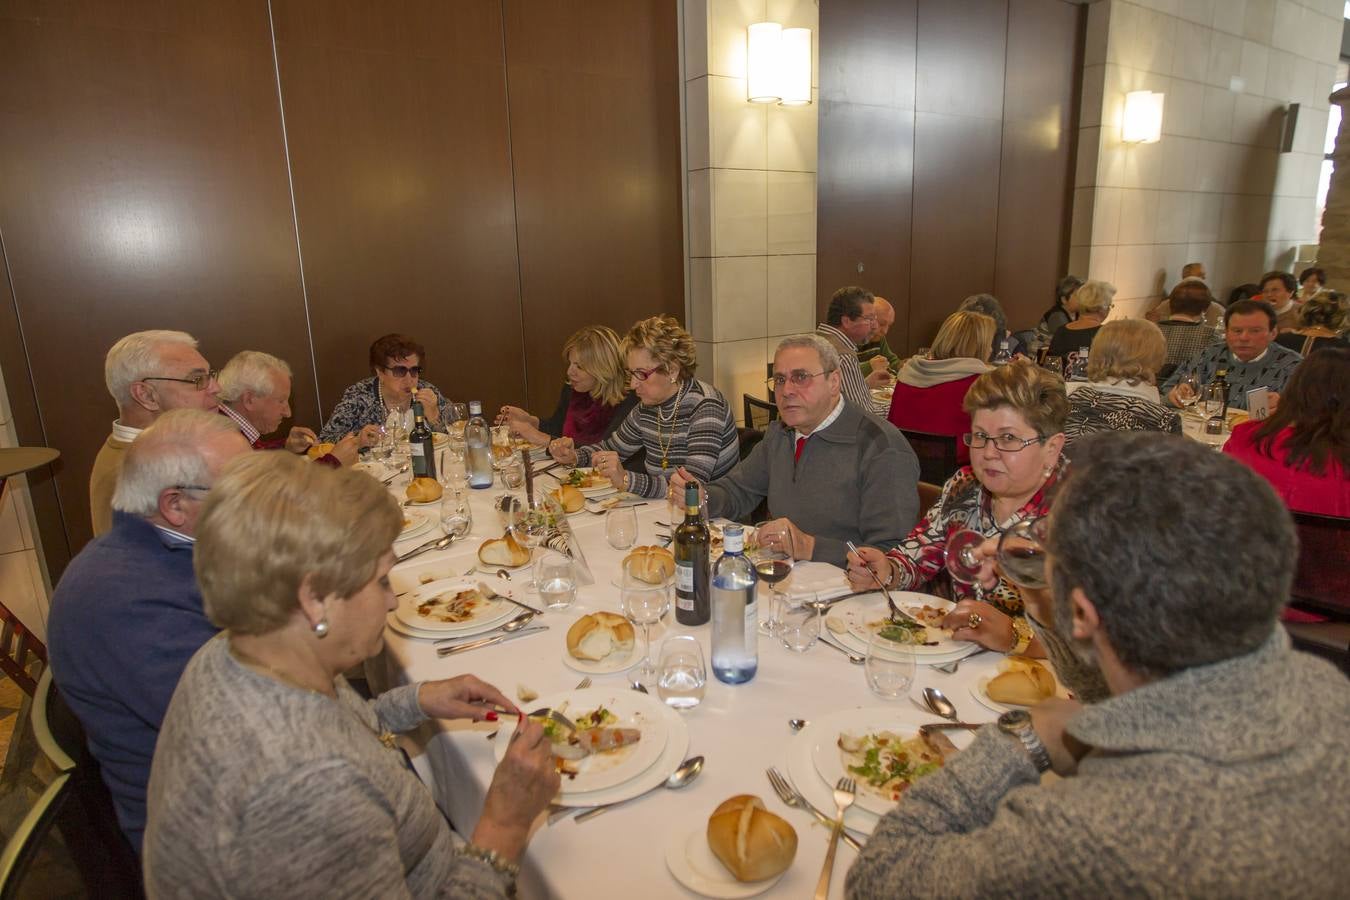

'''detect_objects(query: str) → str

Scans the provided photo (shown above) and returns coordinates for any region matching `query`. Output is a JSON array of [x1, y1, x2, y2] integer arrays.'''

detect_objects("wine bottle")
[[1211, 366, 1229, 418], [673, 483, 711, 626], [465, 401, 493, 489], [409, 400, 437, 480], [711, 525, 757, 684], [991, 339, 1012, 366]]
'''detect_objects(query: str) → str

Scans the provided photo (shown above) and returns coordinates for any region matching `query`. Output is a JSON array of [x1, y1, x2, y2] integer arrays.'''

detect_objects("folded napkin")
[[780, 561, 852, 601]]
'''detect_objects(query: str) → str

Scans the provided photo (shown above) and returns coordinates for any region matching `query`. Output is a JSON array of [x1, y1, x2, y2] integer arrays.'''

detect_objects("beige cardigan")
[[89, 433, 133, 536]]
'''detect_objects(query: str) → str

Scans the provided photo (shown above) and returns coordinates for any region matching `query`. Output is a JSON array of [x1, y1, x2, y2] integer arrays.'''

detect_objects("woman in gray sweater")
[[143, 453, 558, 899]]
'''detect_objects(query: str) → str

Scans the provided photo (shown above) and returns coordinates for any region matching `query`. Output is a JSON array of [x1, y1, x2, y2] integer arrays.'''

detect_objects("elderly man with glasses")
[[817, 286, 890, 415], [90, 330, 222, 536], [671, 335, 919, 565], [50, 409, 251, 854]]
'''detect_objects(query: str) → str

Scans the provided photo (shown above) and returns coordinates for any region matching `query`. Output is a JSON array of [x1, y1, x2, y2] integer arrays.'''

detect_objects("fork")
[[814, 777, 856, 900], [765, 768, 861, 852], [574, 677, 592, 690]]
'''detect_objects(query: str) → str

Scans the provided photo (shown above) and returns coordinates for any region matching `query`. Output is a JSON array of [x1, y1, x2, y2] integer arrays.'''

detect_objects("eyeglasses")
[[142, 370, 218, 390], [765, 371, 827, 390], [381, 365, 423, 379], [172, 484, 211, 494], [625, 366, 666, 382], [962, 431, 1045, 452]]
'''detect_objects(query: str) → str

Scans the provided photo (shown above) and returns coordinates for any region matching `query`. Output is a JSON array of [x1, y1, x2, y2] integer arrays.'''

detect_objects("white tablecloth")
[[371, 470, 1005, 899]]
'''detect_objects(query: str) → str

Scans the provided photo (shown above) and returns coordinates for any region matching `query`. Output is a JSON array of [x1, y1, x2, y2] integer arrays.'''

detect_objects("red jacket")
[[886, 374, 980, 464], [1223, 421, 1350, 517]]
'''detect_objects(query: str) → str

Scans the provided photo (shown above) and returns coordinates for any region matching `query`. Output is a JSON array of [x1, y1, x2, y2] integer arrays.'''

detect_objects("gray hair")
[[112, 409, 241, 517], [217, 350, 292, 404], [775, 334, 840, 373], [104, 330, 199, 408], [1046, 432, 1293, 679], [957, 294, 1007, 337], [1074, 280, 1117, 314]]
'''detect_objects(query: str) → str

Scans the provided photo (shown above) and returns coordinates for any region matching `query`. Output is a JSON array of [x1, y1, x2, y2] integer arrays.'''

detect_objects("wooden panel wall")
[[817, 0, 1083, 353], [0, 0, 683, 575]]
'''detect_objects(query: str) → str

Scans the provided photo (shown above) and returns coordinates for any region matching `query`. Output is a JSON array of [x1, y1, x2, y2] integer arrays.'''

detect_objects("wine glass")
[[508, 493, 561, 590], [1041, 355, 1064, 377], [1176, 373, 1201, 417], [750, 522, 794, 636], [535, 550, 576, 610], [498, 456, 524, 490], [439, 490, 473, 539], [605, 506, 638, 550], [622, 559, 672, 685], [996, 516, 1048, 590], [945, 528, 988, 600], [864, 630, 916, 699]]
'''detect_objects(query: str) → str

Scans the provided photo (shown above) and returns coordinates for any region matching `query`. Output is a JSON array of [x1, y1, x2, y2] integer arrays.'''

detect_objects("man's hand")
[[329, 433, 361, 466], [1265, 391, 1280, 416], [865, 368, 892, 389], [415, 388, 441, 424], [285, 426, 317, 454], [846, 546, 893, 591], [867, 356, 889, 375], [1030, 697, 1089, 776], [757, 517, 813, 561]]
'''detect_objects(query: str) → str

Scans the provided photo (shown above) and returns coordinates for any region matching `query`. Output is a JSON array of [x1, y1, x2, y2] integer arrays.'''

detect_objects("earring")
[[313, 618, 330, 639]]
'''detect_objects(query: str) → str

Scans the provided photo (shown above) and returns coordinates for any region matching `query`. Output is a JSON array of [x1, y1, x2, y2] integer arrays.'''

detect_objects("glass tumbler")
[[778, 590, 821, 652], [657, 635, 707, 710], [606, 506, 638, 550], [535, 549, 576, 610], [865, 631, 916, 700]]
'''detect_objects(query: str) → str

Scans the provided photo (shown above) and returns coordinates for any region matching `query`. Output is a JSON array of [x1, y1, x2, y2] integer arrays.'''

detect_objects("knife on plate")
[[478, 581, 544, 616], [436, 625, 549, 657]]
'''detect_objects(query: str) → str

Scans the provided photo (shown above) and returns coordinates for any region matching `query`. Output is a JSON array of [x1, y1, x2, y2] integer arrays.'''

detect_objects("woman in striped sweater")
[[549, 315, 739, 499]]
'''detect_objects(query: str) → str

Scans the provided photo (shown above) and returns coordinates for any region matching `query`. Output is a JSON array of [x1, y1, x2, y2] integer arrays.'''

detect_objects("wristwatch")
[[1008, 616, 1034, 655], [998, 709, 1052, 773]]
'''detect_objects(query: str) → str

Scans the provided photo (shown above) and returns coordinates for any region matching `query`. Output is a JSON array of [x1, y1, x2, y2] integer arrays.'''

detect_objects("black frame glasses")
[[381, 365, 423, 379], [962, 431, 1045, 452], [142, 370, 218, 390]]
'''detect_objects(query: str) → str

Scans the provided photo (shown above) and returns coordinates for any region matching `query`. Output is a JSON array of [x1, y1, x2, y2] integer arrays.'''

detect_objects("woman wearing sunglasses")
[[847, 360, 1068, 656], [320, 333, 457, 444]]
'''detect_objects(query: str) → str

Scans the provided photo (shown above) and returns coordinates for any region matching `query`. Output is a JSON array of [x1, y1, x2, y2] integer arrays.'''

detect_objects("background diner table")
[[369, 464, 1009, 899]]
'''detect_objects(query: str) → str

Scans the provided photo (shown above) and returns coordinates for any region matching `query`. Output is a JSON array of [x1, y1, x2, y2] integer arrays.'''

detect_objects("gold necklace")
[[654, 384, 685, 469], [229, 644, 397, 750]]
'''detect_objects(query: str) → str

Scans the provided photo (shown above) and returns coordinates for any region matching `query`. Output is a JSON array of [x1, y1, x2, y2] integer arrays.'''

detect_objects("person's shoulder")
[[1267, 342, 1304, 363], [337, 377, 376, 399]]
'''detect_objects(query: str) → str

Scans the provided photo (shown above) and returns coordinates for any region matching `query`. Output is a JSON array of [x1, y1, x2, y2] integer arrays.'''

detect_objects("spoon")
[[788, 718, 810, 732], [395, 534, 454, 564], [434, 612, 535, 646], [922, 687, 959, 721], [818, 635, 865, 665], [571, 756, 705, 823], [495, 568, 513, 581], [630, 680, 649, 694]]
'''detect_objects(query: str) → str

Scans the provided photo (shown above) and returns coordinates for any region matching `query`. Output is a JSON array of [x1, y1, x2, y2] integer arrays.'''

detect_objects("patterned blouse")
[[883, 461, 1065, 617], [575, 379, 739, 500], [319, 376, 456, 443], [1063, 386, 1182, 444]]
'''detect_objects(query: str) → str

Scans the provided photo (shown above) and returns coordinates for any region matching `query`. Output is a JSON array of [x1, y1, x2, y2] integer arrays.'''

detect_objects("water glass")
[[499, 456, 524, 489], [656, 635, 706, 710], [439, 491, 473, 539], [606, 506, 638, 550], [777, 590, 820, 652], [440, 451, 468, 491], [1202, 383, 1225, 419], [865, 631, 916, 699], [535, 550, 576, 610]]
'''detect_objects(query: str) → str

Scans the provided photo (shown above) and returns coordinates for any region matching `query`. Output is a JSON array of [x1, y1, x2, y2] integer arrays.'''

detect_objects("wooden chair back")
[[899, 429, 960, 488]]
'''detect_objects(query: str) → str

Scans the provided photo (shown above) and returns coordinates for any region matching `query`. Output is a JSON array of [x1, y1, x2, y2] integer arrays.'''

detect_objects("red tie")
[[794, 436, 806, 462]]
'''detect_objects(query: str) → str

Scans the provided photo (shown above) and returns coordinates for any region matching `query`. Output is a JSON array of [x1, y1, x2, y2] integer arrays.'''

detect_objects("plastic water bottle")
[[991, 338, 1012, 366], [711, 525, 757, 684], [465, 401, 493, 489]]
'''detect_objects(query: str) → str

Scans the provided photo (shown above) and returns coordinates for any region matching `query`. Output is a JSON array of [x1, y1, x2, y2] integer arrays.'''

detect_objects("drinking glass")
[[1041, 355, 1064, 377], [656, 635, 706, 710], [535, 549, 576, 610], [996, 516, 1048, 590], [509, 494, 560, 589], [622, 560, 672, 685], [750, 522, 794, 635], [440, 448, 468, 491], [1175, 374, 1201, 416], [777, 589, 820, 652], [1202, 383, 1225, 420], [449, 402, 468, 423], [499, 456, 524, 489], [865, 631, 916, 699], [945, 528, 987, 599], [494, 493, 524, 530], [439, 490, 473, 539], [605, 505, 638, 550]]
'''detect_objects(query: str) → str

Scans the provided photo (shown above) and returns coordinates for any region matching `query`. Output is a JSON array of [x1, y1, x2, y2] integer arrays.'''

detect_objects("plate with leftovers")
[[393, 578, 515, 635], [664, 817, 787, 899], [825, 593, 975, 657], [560, 468, 617, 497], [398, 509, 436, 541], [495, 688, 671, 795]]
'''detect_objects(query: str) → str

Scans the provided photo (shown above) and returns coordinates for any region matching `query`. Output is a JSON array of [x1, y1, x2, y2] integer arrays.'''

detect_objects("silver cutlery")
[[477, 581, 543, 616], [574, 677, 592, 690], [571, 756, 704, 823], [765, 768, 862, 853], [845, 540, 919, 627], [432, 612, 534, 645], [814, 777, 856, 899], [396, 534, 455, 564], [931, 649, 986, 675], [630, 680, 649, 694], [922, 687, 959, 720], [436, 625, 548, 657], [380, 463, 410, 485], [788, 718, 810, 732], [818, 634, 865, 665]]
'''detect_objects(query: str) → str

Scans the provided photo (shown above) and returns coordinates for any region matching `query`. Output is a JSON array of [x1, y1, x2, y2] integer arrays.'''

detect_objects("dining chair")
[[1283, 511, 1350, 673], [742, 394, 779, 430], [0, 770, 72, 900], [916, 481, 942, 516], [0, 599, 45, 697], [899, 429, 960, 487]]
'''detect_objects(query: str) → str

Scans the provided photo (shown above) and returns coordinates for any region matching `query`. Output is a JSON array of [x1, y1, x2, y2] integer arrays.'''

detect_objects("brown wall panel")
[[818, 0, 917, 110], [915, 0, 1008, 120], [502, 0, 683, 418], [271, 0, 524, 417], [0, 0, 311, 564]]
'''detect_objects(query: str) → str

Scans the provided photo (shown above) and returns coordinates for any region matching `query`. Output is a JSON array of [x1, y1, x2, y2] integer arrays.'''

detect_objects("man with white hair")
[[90, 330, 220, 536], [49, 409, 250, 853], [216, 350, 365, 466], [856, 296, 902, 380]]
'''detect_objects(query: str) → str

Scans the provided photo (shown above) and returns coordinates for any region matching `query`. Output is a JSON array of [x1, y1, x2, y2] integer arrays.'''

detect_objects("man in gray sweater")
[[846, 432, 1349, 898], [672, 334, 919, 565]]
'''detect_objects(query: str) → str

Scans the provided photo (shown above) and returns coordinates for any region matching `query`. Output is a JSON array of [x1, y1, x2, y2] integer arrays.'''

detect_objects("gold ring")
[[968, 613, 982, 629]]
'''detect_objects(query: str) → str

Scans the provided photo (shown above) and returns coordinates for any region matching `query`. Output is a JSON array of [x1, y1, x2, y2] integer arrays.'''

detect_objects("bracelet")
[[1009, 616, 1034, 655], [455, 843, 520, 895], [884, 556, 902, 589]]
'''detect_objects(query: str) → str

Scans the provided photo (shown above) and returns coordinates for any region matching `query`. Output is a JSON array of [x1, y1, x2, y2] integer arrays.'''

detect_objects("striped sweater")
[[575, 379, 738, 499]]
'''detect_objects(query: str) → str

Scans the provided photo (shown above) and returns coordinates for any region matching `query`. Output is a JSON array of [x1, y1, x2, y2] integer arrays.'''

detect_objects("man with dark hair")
[[1259, 270, 1300, 330], [1161, 299, 1302, 410], [816, 286, 885, 413], [1154, 281, 1220, 378], [846, 432, 1349, 898]]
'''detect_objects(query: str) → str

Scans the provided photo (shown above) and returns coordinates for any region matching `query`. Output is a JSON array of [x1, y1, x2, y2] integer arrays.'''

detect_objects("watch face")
[[999, 709, 1031, 730]]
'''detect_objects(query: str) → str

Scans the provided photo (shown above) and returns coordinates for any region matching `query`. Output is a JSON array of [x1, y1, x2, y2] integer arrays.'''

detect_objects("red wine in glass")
[[754, 559, 793, 585], [996, 517, 1048, 589]]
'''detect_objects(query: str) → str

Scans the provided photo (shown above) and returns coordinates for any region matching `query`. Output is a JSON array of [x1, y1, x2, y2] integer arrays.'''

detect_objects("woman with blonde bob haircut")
[[551, 315, 739, 499], [498, 324, 638, 448], [852, 360, 1067, 659], [1047, 278, 1116, 362], [1064, 319, 1180, 444], [143, 453, 559, 899], [887, 311, 995, 464]]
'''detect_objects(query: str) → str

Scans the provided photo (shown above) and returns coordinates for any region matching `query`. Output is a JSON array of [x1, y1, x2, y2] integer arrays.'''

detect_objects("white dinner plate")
[[969, 669, 1067, 715], [496, 688, 679, 799], [664, 820, 786, 898], [394, 577, 516, 635], [562, 468, 618, 497], [399, 509, 436, 541], [561, 640, 639, 676], [822, 621, 980, 667], [784, 717, 879, 837], [826, 593, 975, 657]]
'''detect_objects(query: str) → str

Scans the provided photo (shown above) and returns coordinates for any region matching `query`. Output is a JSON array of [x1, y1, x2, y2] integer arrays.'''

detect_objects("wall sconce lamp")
[[1122, 90, 1165, 143], [747, 23, 812, 105]]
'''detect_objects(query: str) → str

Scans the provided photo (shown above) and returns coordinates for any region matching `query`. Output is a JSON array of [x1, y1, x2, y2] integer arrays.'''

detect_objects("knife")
[[436, 625, 548, 657], [478, 581, 544, 617]]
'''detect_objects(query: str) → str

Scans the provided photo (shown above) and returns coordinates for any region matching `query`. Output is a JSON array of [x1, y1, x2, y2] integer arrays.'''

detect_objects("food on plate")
[[905, 604, 948, 627], [869, 618, 940, 646], [706, 795, 798, 883], [478, 531, 531, 567], [405, 477, 443, 503], [622, 545, 675, 584], [838, 730, 946, 803], [415, 587, 488, 624], [562, 468, 611, 489], [566, 612, 635, 662], [517, 685, 539, 703], [825, 616, 848, 635], [986, 657, 1057, 706], [534, 706, 640, 775], [552, 483, 585, 513], [306, 442, 335, 460], [490, 443, 515, 462]]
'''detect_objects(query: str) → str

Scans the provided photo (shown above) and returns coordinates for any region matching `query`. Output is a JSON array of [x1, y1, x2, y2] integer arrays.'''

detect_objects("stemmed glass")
[[945, 528, 988, 599], [750, 523, 794, 635], [1175, 373, 1202, 418], [605, 506, 638, 550], [508, 493, 561, 590], [1041, 355, 1064, 378], [622, 558, 671, 685], [995, 517, 1048, 590]]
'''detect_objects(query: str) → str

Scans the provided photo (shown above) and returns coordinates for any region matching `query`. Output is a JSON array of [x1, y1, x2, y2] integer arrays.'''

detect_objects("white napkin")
[[781, 561, 852, 601]]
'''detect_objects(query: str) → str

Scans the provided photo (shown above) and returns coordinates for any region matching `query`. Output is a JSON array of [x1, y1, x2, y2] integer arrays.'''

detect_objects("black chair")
[[899, 429, 960, 487], [735, 427, 766, 463], [1283, 511, 1350, 673], [0, 770, 73, 899], [743, 394, 778, 430]]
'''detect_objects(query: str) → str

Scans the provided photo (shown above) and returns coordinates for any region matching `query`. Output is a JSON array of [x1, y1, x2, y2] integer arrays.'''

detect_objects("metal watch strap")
[[999, 711, 1052, 773], [1009, 616, 1034, 655]]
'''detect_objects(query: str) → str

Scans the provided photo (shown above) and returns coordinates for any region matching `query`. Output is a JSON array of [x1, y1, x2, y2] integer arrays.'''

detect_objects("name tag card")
[[1247, 387, 1270, 420]]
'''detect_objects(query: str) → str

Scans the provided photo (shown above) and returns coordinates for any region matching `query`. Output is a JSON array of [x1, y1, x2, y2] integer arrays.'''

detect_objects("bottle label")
[[410, 444, 424, 457], [677, 594, 694, 611], [723, 527, 744, 554], [675, 563, 694, 593]]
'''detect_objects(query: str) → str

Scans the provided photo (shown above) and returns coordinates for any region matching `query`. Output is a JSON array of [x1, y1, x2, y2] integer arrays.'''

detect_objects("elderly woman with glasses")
[[320, 333, 457, 445], [549, 315, 739, 499], [847, 360, 1068, 656]]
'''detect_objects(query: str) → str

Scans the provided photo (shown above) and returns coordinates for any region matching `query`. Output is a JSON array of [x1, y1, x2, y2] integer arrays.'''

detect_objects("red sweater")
[[887, 375, 980, 464], [1223, 421, 1350, 517]]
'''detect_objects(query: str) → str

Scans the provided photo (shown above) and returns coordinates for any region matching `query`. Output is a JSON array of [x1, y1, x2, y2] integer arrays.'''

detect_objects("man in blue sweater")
[[49, 409, 250, 853]]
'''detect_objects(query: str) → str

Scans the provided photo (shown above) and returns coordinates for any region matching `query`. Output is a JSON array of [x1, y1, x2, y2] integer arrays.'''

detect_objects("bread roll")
[[706, 795, 797, 883], [566, 612, 636, 661], [623, 545, 675, 584], [405, 477, 443, 503], [306, 442, 335, 460], [478, 531, 531, 567], [987, 658, 1056, 706], [552, 484, 584, 513]]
